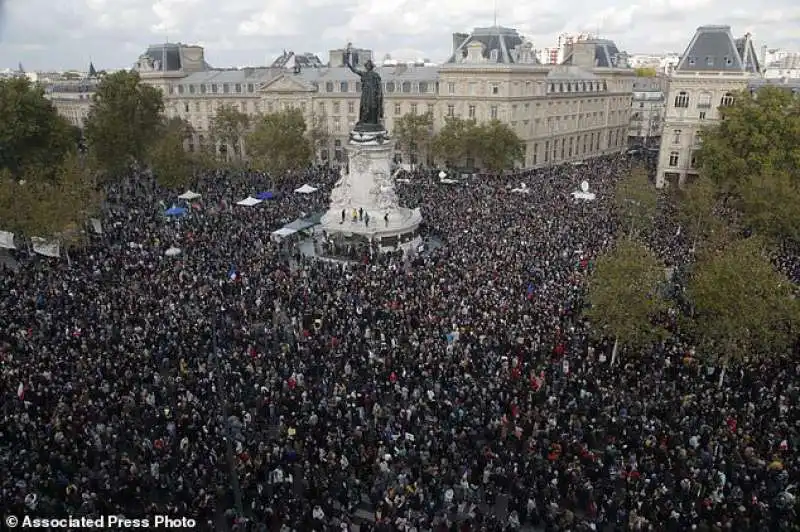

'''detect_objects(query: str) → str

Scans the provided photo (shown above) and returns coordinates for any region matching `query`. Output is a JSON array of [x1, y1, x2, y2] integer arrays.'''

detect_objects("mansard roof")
[[675, 25, 761, 74]]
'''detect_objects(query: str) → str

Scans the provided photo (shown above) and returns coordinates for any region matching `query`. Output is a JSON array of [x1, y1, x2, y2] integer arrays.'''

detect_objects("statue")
[[345, 43, 383, 131], [136, 55, 155, 72]]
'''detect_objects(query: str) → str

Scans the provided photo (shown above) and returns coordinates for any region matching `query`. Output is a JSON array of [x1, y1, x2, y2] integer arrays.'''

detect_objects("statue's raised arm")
[[344, 44, 362, 76]]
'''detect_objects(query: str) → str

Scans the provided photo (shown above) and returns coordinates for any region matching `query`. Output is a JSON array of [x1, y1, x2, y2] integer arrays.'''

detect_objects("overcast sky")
[[0, 0, 798, 71]]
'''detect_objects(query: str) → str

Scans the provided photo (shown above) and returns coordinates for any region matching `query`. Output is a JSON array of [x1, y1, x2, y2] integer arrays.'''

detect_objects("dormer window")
[[725, 56, 733, 65], [706, 57, 714, 66], [489, 49, 499, 62], [325, 82, 334, 92], [559, 83, 564, 92], [688, 57, 696, 66]]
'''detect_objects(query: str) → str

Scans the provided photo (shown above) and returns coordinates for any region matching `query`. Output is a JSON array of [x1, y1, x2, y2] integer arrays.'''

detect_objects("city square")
[[1, 3, 800, 531]]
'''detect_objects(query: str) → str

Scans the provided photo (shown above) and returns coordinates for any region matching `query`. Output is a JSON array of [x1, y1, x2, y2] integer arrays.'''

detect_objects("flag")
[[227, 265, 238, 281], [17, 382, 24, 400], [526, 283, 535, 299]]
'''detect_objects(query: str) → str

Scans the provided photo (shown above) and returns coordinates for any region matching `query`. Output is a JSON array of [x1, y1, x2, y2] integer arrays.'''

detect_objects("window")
[[333, 102, 340, 114], [552, 139, 559, 160], [333, 117, 341, 132], [639, 102, 644, 108], [267, 102, 274, 113], [490, 106, 498, 119], [300, 101, 307, 112], [720, 92, 735, 107], [690, 151, 698, 168], [402, 82, 411, 93], [235, 83, 242, 93], [200, 84, 207, 94], [247, 83, 254, 93], [688, 57, 696, 66], [568, 137, 574, 157], [325, 82, 334, 92], [410, 103, 417, 115], [674, 91, 689, 108], [669, 151, 679, 166], [697, 92, 711, 109], [448, 82, 455, 95], [178, 85, 184, 94], [183, 103, 189, 113], [188, 85, 195, 94], [427, 104, 434, 115], [699, 111, 706, 120], [533, 143, 538, 165], [386, 82, 395, 93], [559, 83, 564, 92], [394, 103, 401, 116], [560, 139, 565, 159], [492, 85, 499, 95], [468, 105, 476, 119], [447, 104, 455, 117], [418, 81, 428, 93], [211, 84, 218, 94], [706, 57, 714, 67], [340, 82, 348, 92], [347, 101, 354, 114], [672, 129, 681, 144], [223, 83, 230, 94], [194, 102, 200, 112]]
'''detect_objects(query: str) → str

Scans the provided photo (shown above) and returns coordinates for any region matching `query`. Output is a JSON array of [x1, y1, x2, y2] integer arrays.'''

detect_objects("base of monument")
[[320, 206, 422, 253], [349, 127, 389, 145]]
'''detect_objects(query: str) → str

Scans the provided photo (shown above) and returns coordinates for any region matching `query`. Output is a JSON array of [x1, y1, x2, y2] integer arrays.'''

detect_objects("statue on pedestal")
[[345, 43, 383, 131]]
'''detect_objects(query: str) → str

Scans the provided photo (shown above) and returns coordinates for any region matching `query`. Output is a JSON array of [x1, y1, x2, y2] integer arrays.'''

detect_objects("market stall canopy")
[[271, 227, 297, 239], [236, 196, 262, 206], [165, 206, 187, 216], [178, 190, 201, 200], [294, 184, 318, 194], [256, 191, 275, 200]]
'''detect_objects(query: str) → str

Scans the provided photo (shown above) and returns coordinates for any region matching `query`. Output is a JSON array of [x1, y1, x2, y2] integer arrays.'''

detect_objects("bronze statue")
[[345, 43, 383, 131]]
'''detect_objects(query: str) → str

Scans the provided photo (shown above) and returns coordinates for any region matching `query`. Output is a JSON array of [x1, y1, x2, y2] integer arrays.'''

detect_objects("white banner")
[[0, 231, 15, 249], [31, 237, 61, 258]]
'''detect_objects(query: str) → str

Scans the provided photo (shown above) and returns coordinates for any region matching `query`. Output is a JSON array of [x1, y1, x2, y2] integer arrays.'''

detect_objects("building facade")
[[44, 76, 99, 129], [656, 26, 762, 188], [628, 77, 666, 147]]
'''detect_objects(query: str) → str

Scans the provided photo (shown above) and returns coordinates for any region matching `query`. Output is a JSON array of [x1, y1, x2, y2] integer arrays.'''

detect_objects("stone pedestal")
[[321, 129, 422, 252]]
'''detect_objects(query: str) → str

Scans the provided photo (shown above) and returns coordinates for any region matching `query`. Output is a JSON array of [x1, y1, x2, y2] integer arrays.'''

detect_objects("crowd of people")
[[1, 155, 798, 531]]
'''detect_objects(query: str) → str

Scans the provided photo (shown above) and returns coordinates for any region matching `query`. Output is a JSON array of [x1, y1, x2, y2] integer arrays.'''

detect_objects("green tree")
[[614, 166, 657, 239], [431, 117, 479, 169], [0, 77, 75, 179], [698, 86, 800, 193], [673, 176, 724, 250], [634, 67, 657, 77], [393, 112, 434, 168], [687, 237, 800, 385], [247, 109, 312, 176], [584, 240, 668, 366], [84, 70, 164, 175], [147, 118, 195, 189], [475, 119, 525, 172], [211, 105, 251, 161], [739, 168, 800, 245]]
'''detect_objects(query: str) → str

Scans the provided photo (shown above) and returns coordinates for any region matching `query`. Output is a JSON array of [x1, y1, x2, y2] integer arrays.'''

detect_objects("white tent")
[[440, 178, 459, 185], [511, 183, 530, 194], [0, 231, 16, 249], [31, 237, 60, 258], [294, 184, 318, 194], [165, 246, 182, 257], [236, 196, 262, 206], [271, 227, 297, 239], [178, 190, 202, 200]]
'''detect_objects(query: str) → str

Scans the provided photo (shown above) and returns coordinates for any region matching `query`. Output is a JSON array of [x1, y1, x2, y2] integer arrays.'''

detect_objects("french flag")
[[17, 382, 24, 400], [227, 265, 239, 282]]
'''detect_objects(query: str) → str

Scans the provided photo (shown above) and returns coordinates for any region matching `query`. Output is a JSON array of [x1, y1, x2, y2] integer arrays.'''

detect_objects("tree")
[[210, 105, 251, 161], [147, 118, 196, 189], [614, 166, 657, 239], [247, 109, 312, 177], [0, 77, 75, 179], [431, 117, 480, 169], [84, 70, 164, 175], [474, 119, 525, 172], [698, 86, 800, 193], [393, 112, 434, 168], [634, 67, 657, 77], [673, 176, 724, 250], [0, 154, 101, 241], [584, 240, 668, 366], [739, 168, 800, 245], [687, 237, 800, 385]]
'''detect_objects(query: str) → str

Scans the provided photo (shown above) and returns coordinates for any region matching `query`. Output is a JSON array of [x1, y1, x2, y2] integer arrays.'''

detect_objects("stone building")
[[656, 26, 762, 188], [44, 73, 99, 129], [628, 77, 666, 148]]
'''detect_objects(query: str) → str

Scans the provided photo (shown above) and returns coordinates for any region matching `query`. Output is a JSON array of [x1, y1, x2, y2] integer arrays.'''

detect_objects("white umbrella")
[[165, 247, 182, 257], [178, 190, 201, 200], [236, 196, 262, 206]]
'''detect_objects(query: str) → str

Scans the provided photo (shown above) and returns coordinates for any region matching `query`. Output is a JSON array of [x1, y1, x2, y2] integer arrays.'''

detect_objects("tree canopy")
[[0, 77, 75, 179], [393, 112, 434, 167], [673, 176, 725, 249], [211, 105, 250, 160], [147, 118, 196, 189], [686, 236, 800, 365], [432, 117, 524, 171], [247, 109, 312, 177], [84, 70, 164, 175], [584, 240, 668, 364], [613, 166, 657, 239], [634, 67, 657, 77]]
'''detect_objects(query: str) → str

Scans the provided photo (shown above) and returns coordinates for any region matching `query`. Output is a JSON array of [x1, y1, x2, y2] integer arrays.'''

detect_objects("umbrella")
[[165, 206, 187, 217], [236, 196, 262, 206], [178, 190, 201, 200], [256, 191, 275, 200], [165, 247, 182, 257]]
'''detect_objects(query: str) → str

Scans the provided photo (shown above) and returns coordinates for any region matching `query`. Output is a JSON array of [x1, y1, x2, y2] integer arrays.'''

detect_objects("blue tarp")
[[256, 191, 275, 200], [165, 206, 187, 217]]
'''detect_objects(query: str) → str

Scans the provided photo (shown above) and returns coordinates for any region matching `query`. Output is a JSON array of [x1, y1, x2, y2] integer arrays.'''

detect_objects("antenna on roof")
[[493, 0, 498, 27]]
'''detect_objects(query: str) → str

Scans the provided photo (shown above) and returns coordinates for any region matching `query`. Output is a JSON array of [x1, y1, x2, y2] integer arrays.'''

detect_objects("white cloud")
[[0, 0, 797, 70]]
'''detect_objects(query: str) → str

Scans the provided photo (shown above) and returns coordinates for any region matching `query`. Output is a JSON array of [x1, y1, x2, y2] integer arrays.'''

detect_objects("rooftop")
[[675, 25, 761, 74], [561, 38, 630, 69], [445, 26, 539, 65]]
